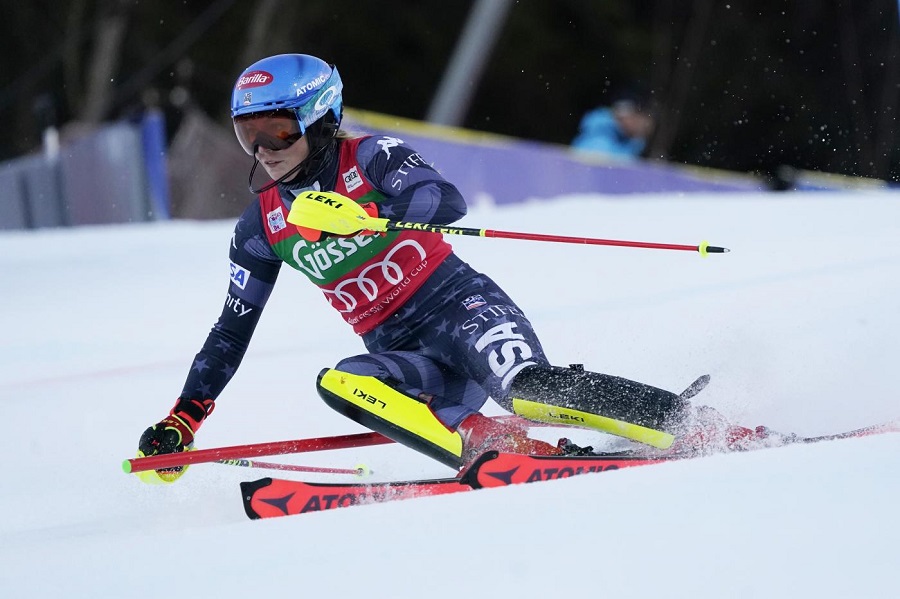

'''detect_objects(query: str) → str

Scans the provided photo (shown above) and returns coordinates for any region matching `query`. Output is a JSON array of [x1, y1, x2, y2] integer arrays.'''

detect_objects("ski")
[[465, 451, 672, 488], [241, 474, 471, 519], [239, 452, 661, 519], [678, 374, 711, 401], [799, 419, 899, 442], [240, 419, 898, 519]]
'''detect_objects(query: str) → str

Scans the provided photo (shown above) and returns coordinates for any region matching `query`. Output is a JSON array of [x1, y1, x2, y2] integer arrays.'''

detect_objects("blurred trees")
[[2, 0, 898, 182]]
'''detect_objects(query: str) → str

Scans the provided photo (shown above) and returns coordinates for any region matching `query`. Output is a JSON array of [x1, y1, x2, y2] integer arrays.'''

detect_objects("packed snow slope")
[[2, 191, 898, 598]]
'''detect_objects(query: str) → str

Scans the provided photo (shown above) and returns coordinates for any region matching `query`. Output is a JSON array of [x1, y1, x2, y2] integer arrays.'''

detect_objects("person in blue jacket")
[[572, 95, 655, 159]]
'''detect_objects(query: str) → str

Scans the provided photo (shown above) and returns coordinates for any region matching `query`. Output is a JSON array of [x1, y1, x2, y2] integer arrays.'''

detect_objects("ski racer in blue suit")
[[136, 54, 761, 483]]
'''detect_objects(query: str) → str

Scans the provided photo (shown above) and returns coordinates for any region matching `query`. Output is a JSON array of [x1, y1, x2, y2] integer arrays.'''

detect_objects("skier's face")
[[254, 135, 310, 181], [233, 109, 311, 181]]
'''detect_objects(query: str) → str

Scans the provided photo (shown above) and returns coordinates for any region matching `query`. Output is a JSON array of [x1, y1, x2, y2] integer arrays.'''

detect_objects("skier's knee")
[[334, 355, 387, 378]]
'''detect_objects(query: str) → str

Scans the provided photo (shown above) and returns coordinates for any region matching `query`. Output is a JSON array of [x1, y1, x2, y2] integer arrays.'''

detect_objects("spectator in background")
[[572, 91, 655, 159]]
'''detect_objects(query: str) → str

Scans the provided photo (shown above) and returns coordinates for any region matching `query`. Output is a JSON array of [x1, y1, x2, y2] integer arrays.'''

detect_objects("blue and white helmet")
[[232, 54, 344, 192], [231, 54, 343, 132]]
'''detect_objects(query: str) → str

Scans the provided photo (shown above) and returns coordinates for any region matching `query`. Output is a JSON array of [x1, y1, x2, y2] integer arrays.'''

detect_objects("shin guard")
[[316, 368, 464, 469], [509, 364, 688, 446]]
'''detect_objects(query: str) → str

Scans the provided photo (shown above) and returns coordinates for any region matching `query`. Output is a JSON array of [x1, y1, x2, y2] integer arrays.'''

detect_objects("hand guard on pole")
[[288, 191, 388, 241]]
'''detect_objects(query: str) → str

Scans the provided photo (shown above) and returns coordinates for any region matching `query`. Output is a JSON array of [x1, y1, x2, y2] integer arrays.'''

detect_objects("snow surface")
[[2, 191, 898, 598]]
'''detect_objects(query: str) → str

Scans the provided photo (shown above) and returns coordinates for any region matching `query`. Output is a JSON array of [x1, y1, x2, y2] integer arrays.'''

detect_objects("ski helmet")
[[231, 54, 343, 190]]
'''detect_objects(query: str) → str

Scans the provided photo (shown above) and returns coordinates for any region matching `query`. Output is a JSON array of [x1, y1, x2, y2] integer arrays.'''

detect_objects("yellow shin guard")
[[316, 368, 464, 468]]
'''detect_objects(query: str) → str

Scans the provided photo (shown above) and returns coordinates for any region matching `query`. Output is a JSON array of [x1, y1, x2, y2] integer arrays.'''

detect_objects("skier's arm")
[[178, 205, 282, 403], [357, 136, 467, 225], [135, 204, 282, 483]]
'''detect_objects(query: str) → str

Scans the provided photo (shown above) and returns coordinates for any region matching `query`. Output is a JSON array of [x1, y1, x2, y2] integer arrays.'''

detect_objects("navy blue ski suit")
[[180, 135, 549, 428]]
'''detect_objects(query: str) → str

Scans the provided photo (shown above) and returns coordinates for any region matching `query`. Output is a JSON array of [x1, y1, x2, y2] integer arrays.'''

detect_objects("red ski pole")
[[123, 414, 611, 476], [289, 191, 731, 256], [123, 431, 390, 474], [387, 223, 729, 255], [216, 459, 370, 476]]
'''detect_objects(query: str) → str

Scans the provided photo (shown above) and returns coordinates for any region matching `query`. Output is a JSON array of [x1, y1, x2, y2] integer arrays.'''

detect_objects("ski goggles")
[[233, 110, 305, 155]]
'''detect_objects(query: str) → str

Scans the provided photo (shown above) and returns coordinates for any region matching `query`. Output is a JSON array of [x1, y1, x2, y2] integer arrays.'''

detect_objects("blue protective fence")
[[2, 107, 891, 232], [0, 110, 170, 231]]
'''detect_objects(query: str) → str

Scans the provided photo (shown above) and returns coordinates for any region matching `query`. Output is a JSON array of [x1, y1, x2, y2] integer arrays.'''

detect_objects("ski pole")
[[390, 224, 726, 255], [123, 431, 390, 474], [216, 459, 370, 477], [124, 416, 541, 475], [287, 190, 730, 255]]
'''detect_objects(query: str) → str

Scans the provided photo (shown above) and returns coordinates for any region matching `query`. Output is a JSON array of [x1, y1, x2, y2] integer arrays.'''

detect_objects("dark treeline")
[[3, 0, 898, 182]]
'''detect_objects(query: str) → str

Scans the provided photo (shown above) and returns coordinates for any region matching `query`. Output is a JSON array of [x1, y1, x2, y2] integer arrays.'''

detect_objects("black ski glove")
[[136, 397, 214, 484]]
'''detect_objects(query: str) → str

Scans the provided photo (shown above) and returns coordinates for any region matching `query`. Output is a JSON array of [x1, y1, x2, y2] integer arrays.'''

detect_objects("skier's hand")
[[295, 201, 382, 242], [135, 398, 214, 484], [356, 202, 389, 237]]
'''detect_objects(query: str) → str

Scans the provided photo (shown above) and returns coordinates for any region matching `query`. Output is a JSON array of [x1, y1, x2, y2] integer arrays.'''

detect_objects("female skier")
[[137, 54, 763, 482]]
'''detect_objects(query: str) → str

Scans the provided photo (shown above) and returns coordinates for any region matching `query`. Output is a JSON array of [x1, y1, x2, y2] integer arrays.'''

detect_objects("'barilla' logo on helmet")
[[237, 71, 273, 90]]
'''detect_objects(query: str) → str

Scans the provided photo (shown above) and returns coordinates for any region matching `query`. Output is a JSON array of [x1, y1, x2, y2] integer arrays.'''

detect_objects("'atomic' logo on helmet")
[[236, 71, 273, 90], [297, 74, 329, 96]]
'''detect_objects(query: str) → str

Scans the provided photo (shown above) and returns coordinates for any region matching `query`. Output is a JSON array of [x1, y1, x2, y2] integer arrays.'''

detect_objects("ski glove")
[[136, 397, 214, 484], [295, 201, 381, 242]]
